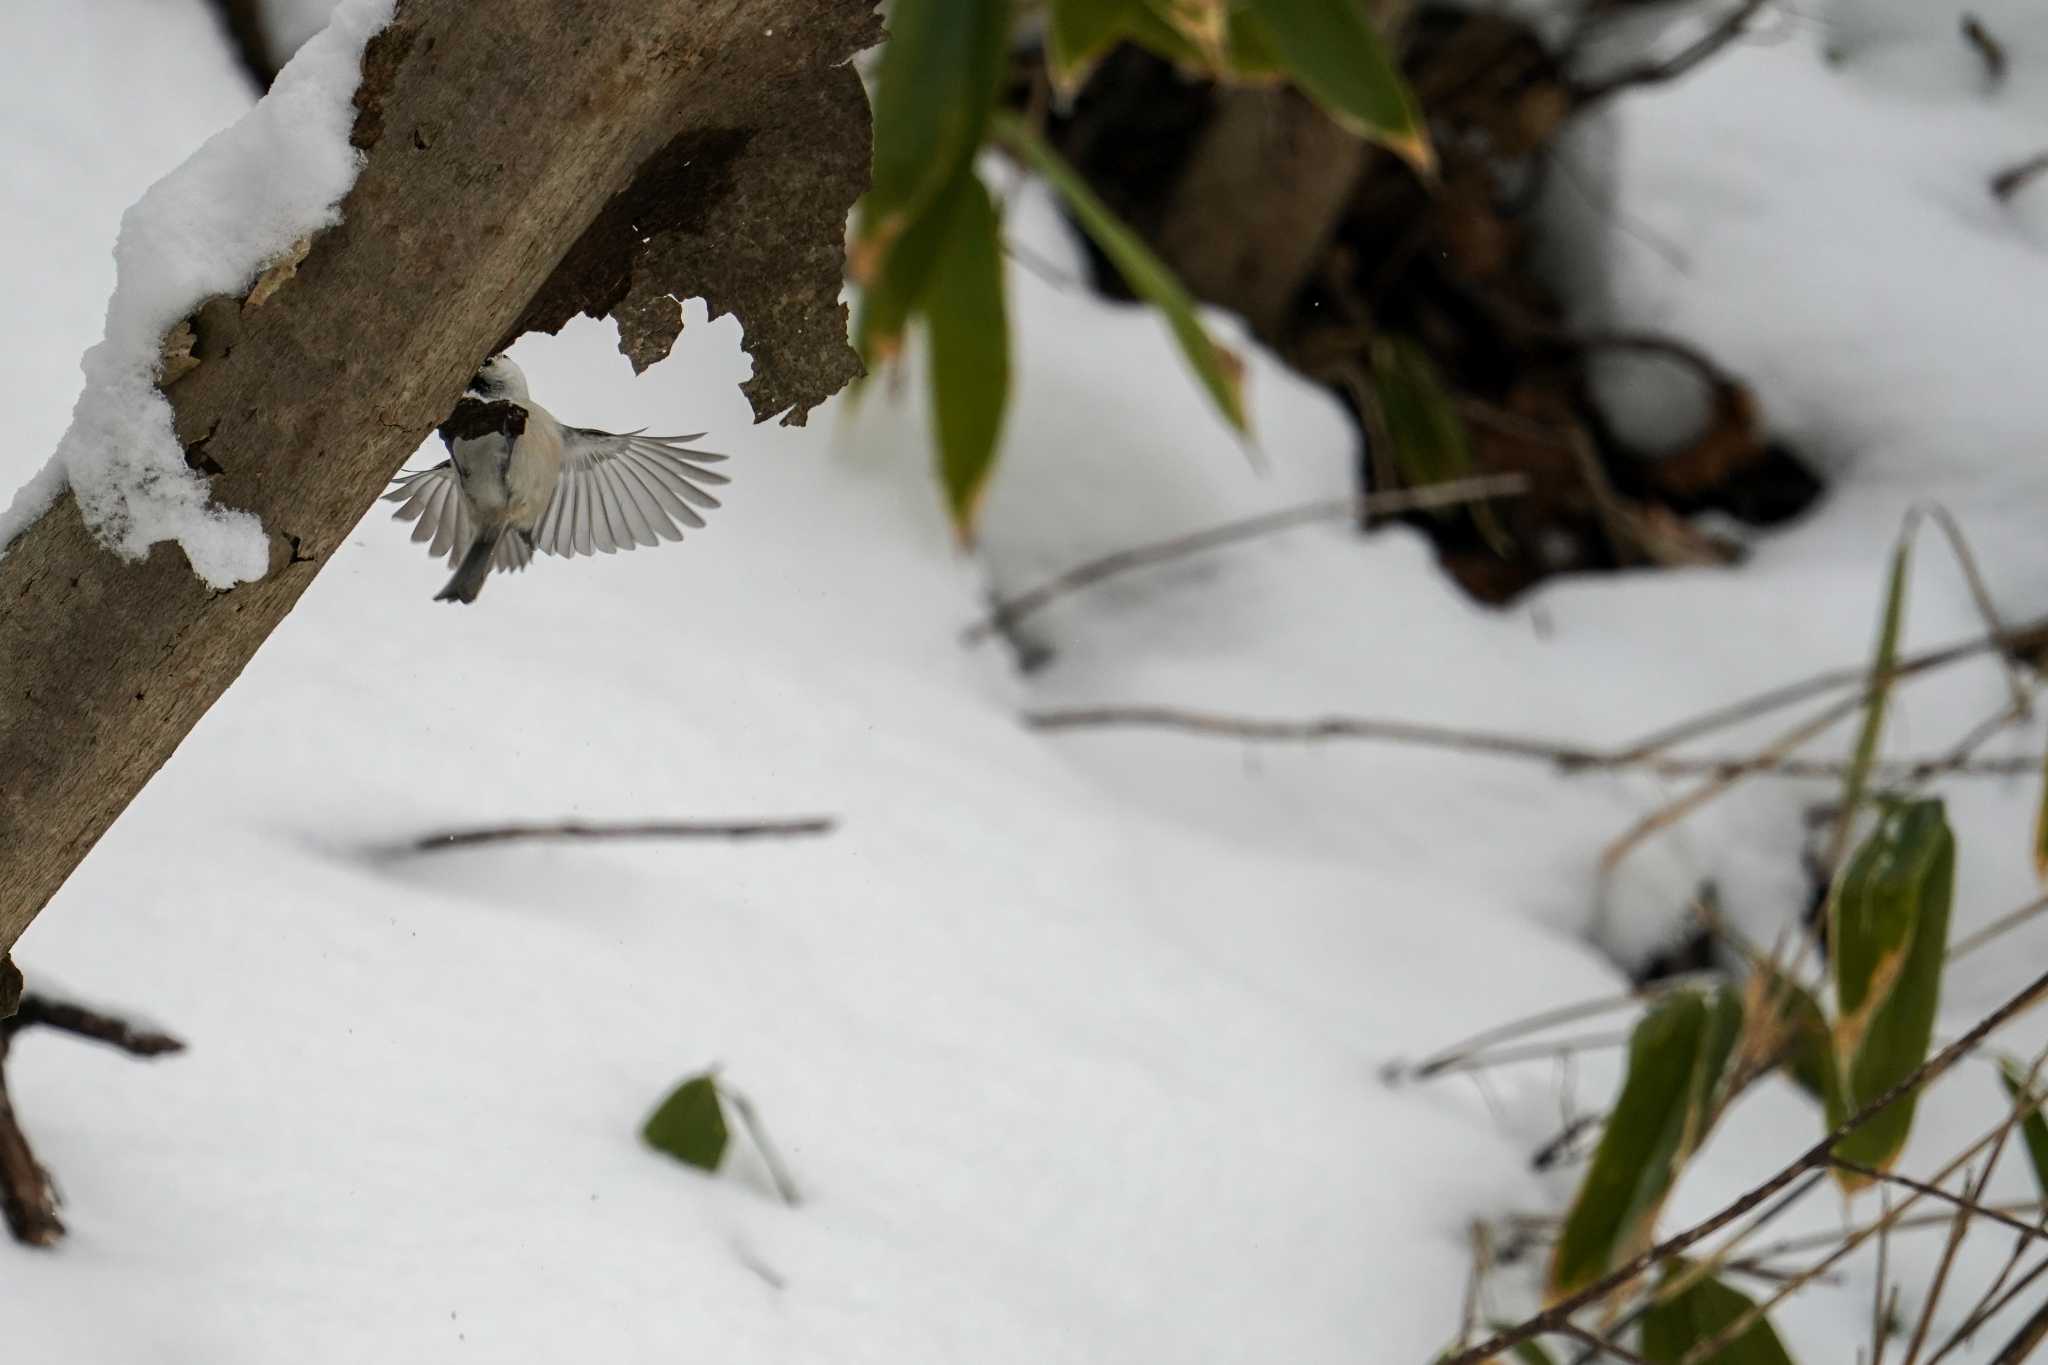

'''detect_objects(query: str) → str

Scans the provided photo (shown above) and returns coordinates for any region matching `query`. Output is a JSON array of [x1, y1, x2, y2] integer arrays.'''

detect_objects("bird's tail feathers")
[[436, 527, 503, 604]]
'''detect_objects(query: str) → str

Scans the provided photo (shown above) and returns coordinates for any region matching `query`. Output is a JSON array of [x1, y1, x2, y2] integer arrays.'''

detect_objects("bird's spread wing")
[[382, 463, 531, 572], [535, 429, 729, 558]]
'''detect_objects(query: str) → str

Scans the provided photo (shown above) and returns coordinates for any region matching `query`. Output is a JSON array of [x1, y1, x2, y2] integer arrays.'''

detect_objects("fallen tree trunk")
[[0, 0, 880, 965]]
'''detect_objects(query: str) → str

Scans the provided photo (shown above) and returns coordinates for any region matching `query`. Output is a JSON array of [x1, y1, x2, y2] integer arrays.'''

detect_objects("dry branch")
[[1022, 702, 2033, 783], [1573, 0, 1774, 108], [0, 0, 882, 967], [964, 474, 1529, 644], [0, 991, 185, 1245], [1995, 152, 2048, 203], [411, 818, 837, 853]]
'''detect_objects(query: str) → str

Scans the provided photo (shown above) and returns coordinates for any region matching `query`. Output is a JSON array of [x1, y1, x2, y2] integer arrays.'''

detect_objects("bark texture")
[[0, 0, 882, 961]]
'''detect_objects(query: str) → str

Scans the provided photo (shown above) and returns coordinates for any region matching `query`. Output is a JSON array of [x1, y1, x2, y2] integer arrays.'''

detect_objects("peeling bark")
[[0, 0, 882, 955]]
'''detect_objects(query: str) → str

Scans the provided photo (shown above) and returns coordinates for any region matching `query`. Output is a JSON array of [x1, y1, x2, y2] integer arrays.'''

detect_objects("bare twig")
[[411, 818, 837, 852], [0, 990, 186, 1247], [1444, 963, 2048, 1365], [1554, 1321, 1655, 1364], [1457, 1221, 1493, 1351], [1607, 617, 2048, 764], [1990, 1298, 2048, 1364], [12, 996, 184, 1057], [1931, 1251, 2048, 1363], [1906, 1052, 2048, 1363], [963, 475, 1530, 645], [1534, 1115, 1606, 1172], [1914, 505, 2032, 720], [1408, 1030, 1632, 1079], [720, 1085, 801, 1208], [1994, 152, 2048, 203], [1825, 1160, 2048, 1247], [1600, 695, 1861, 875], [1931, 1224, 2041, 1365], [1396, 978, 1715, 1082], [1904, 1168, 1978, 1365], [1963, 14, 2009, 87], [0, 1025, 59, 1246], [1022, 703, 2034, 783], [1681, 1061, 2048, 1364], [1948, 893, 2048, 962], [1574, 0, 1773, 109], [1735, 1205, 2044, 1268]]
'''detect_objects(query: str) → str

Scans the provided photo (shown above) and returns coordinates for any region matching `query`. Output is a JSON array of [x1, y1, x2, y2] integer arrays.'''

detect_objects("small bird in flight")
[[384, 354, 729, 603]]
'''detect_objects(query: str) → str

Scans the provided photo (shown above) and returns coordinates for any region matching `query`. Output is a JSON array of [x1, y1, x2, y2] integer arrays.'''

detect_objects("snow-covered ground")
[[6, 0, 2048, 1359]]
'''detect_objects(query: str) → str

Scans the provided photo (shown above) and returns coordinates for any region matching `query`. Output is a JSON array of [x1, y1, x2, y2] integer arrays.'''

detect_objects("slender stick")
[[1606, 618, 2048, 765], [1994, 152, 2048, 203], [411, 817, 837, 852], [1873, 1188, 1895, 1365], [0, 1026, 59, 1246], [1949, 893, 2048, 962], [1827, 1160, 2048, 1246], [1990, 1298, 2048, 1364], [1023, 703, 2032, 782], [963, 475, 1530, 644], [1930, 1251, 2048, 1362], [1574, 0, 1773, 108], [1400, 978, 1715, 1081], [1553, 1321, 1655, 1364], [1599, 695, 1861, 875], [720, 1086, 801, 1208]]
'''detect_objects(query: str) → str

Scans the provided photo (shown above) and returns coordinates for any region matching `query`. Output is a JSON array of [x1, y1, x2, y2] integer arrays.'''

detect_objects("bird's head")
[[468, 353, 530, 402]]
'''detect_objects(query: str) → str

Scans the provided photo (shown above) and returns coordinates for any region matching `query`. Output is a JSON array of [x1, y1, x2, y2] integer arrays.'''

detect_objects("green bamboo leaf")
[[642, 1073, 730, 1173], [1368, 336, 1511, 555], [1832, 536, 1911, 862], [1046, 0, 1206, 90], [1827, 798, 1954, 1186], [1233, 0, 1434, 172], [1998, 1057, 2048, 1202], [994, 110, 1248, 434], [854, 170, 969, 371], [1547, 988, 1742, 1301], [922, 171, 1011, 538], [1046, 0, 1141, 91], [1139, 0, 1231, 65], [852, 0, 1010, 282], [1641, 1262, 1797, 1365], [1749, 966, 1838, 1112], [1223, 8, 1286, 77]]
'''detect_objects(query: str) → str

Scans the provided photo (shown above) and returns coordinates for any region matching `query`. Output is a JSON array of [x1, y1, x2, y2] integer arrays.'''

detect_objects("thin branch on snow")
[[0, 991, 185, 1247], [1573, 0, 1775, 109], [1022, 702, 2037, 783], [1393, 976, 1717, 1083], [1606, 616, 2048, 765], [1993, 151, 2048, 202], [963, 475, 1531, 645], [1962, 13, 2009, 88], [1830, 1160, 2048, 1246], [409, 818, 838, 853]]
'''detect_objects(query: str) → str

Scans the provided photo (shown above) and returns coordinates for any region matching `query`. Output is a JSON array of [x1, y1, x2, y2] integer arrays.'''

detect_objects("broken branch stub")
[[0, 0, 882, 956]]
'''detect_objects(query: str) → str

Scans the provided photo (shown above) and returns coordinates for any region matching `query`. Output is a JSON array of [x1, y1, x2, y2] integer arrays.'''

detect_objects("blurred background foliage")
[[853, 0, 1823, 600]]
